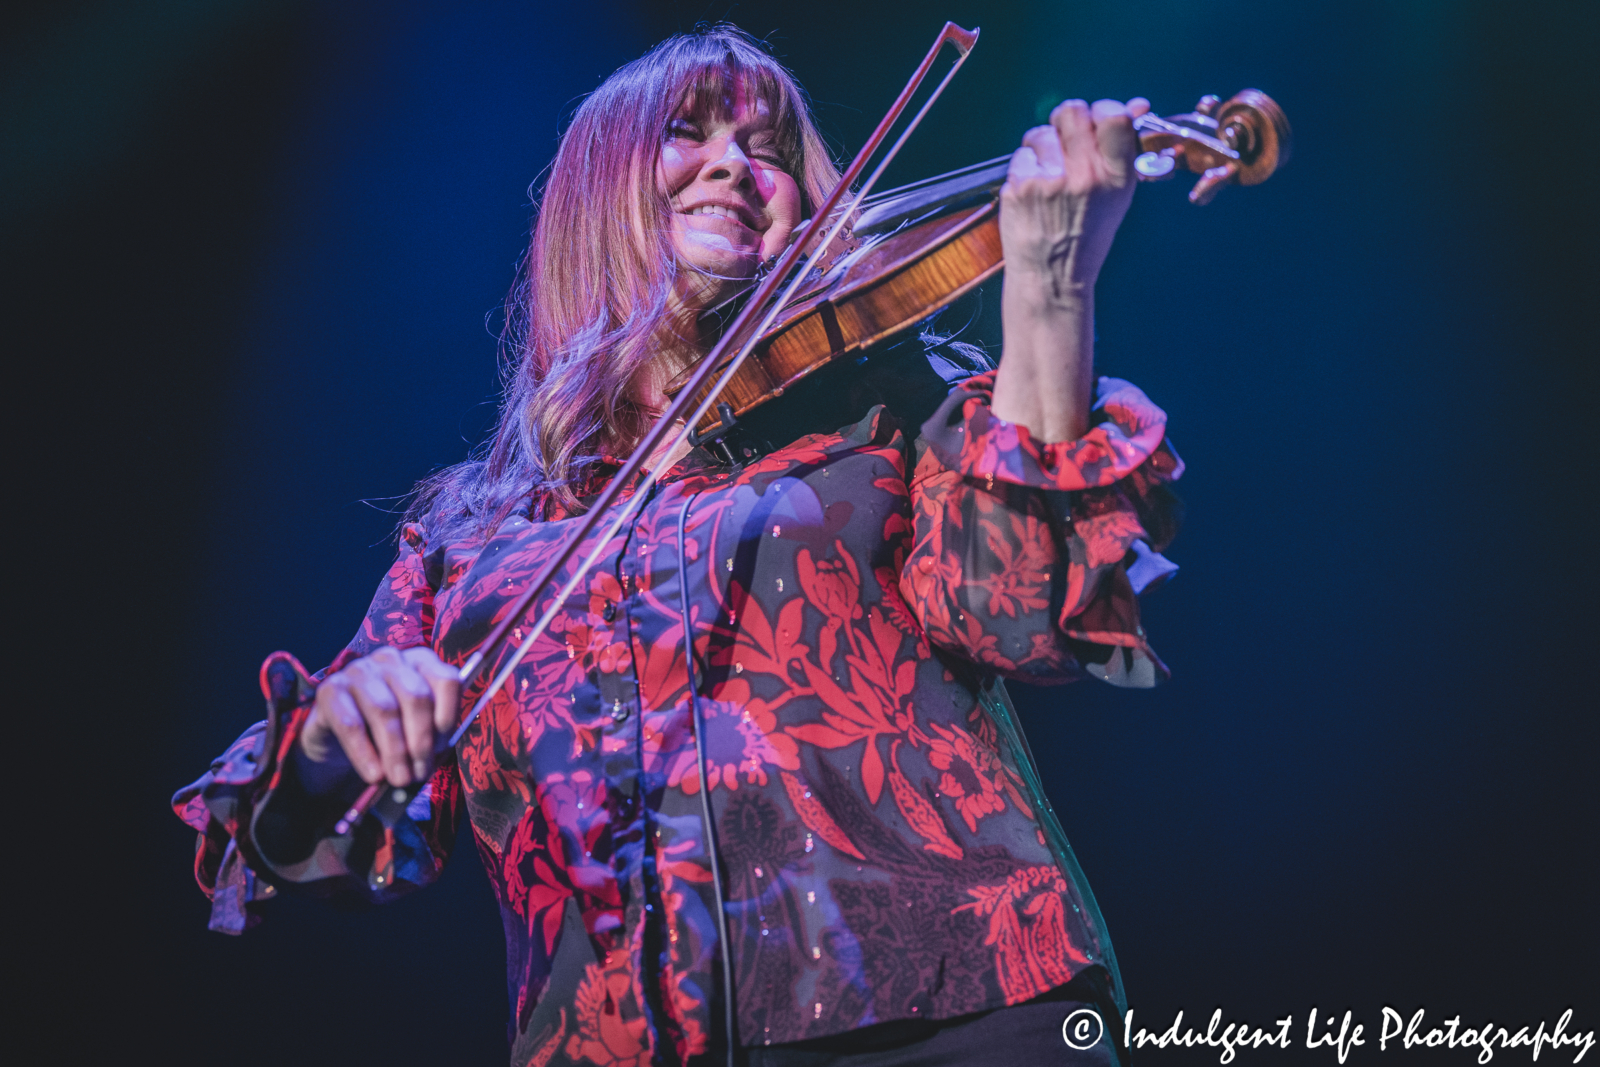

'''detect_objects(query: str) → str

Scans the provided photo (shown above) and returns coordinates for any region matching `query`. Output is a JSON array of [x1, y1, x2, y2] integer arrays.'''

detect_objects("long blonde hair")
[[417, 26, 840, 535]]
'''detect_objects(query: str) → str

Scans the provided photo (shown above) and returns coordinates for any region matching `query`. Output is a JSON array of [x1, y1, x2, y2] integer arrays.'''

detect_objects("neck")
[[621, 291, 705, 473], [623, 262, 758, 469]]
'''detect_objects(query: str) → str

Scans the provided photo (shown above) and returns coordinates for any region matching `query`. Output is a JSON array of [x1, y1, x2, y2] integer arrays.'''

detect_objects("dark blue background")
[[8, 0, 1594, 1061]]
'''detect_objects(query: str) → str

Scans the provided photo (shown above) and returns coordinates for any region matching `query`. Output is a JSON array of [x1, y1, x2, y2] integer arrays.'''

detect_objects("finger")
[[346, 658, 413, 785], [1006, 145, 1042, 189], [318, 678, 385, 784], [1049, 99, 1093, 154], [374, 652, 439, 781], [404, 647, 462, 746], [1090, 98, 1139, 168], [1019, 124, 1065, 177], [1089, 98, 1127, 123], [1050, 99, 1097, 186], [1126, 96, 1151, 118]]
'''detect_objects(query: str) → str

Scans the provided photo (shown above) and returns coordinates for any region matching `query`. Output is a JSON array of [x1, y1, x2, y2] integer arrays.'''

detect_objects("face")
[[658, 83, 802, 304]]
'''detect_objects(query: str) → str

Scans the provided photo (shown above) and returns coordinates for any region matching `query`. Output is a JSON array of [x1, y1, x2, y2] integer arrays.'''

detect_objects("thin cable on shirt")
[[676, 490, 737, 1067]]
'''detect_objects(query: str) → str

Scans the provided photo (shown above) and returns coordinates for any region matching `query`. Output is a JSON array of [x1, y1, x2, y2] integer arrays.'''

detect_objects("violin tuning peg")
[[1189, 161, 1239, 205], [1195, 94, 1222, 117], [1135, 148, 1180, 180]]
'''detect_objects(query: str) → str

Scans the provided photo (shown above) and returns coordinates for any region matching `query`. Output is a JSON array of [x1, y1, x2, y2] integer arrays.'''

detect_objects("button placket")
[[606, 500, 644, 735]]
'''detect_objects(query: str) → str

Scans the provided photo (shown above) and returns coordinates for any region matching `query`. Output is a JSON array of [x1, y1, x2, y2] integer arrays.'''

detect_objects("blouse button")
[[602, 602, 617, 622]]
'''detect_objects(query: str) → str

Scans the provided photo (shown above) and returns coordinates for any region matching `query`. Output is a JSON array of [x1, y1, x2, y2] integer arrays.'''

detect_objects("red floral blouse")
[[174, 348, 1183, 1067]]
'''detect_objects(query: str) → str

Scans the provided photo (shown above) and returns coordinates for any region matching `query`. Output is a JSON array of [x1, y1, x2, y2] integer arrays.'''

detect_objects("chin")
[[683, 250, 762, 284], [676, 228, 765, 281]]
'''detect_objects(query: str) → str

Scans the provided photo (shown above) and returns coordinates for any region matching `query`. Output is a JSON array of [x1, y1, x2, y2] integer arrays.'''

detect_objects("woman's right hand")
[[296, 646, 460, 794]]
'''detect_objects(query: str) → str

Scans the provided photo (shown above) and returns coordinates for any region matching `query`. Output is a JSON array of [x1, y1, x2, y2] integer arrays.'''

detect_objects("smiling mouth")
[[685, 203, 760, 230]]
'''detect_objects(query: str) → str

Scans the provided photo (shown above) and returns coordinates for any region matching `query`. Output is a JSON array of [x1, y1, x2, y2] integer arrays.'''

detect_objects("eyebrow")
[[675, 104, 776, 128]]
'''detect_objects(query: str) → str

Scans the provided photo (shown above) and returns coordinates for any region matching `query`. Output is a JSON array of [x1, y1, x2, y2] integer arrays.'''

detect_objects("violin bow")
[[333, 21, 982, 834]]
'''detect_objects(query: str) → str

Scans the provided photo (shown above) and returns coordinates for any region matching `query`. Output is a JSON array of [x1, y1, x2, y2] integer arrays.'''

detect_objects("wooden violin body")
[[671, 89, 1291, 439], [682, 200, 1004, 436]]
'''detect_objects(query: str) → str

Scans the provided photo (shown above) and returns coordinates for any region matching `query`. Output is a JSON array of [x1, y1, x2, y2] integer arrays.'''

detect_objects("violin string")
[[854, 152, 1011, 207]]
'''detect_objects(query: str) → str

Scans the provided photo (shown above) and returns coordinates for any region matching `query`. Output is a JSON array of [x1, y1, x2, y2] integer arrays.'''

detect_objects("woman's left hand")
[[999, 97, 1150, 298], [991, 97, 1149, 444]]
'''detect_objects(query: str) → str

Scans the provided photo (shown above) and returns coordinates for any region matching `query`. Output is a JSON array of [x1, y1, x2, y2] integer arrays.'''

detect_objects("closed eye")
[[666, 118, 703, 141], [748, 140, 785, 164]]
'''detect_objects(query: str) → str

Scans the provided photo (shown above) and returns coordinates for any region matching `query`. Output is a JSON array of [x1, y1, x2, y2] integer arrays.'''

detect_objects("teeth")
[[691, 204, 741, 221]]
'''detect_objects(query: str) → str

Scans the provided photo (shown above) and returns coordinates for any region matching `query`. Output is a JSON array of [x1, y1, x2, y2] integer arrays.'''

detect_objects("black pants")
[[745, 968, 1127, 1067]]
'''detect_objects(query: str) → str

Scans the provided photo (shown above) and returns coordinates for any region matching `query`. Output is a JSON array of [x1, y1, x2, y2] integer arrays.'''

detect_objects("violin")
[[314, 22, 1290, 836], [670, 88, 1290, 443]]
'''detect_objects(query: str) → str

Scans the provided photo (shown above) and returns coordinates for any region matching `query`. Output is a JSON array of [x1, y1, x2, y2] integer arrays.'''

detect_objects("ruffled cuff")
[[170, 651, 451, 934], [921, 373, 1184, 494], [171, 719, 280, 933], [907, 373, 1185, 688]]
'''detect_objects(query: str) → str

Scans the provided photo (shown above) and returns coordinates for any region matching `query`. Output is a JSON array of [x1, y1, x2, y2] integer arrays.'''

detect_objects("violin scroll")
[[1133, 88, 1291, 204]]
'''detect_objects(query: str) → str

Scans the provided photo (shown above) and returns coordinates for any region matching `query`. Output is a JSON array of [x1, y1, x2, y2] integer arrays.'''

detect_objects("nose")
[[701, 136, 755, 192]]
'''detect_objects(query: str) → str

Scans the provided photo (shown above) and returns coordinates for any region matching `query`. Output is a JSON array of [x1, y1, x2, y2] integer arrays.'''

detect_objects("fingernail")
[[414, 759, 429, 780]]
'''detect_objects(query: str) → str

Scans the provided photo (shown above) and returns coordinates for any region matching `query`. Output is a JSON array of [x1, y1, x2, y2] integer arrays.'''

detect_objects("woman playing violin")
[[175, 26, 1184, 1067]]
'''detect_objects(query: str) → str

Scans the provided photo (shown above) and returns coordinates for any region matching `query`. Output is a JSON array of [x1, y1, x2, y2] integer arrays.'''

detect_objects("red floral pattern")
[[174, 365, 1182, 1064], [565, 956, 650, 1067], [954, 865, 1088, 1004]]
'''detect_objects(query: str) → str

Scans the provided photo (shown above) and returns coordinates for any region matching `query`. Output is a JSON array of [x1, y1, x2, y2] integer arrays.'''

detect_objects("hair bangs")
[[673, 52, 805, 183]]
